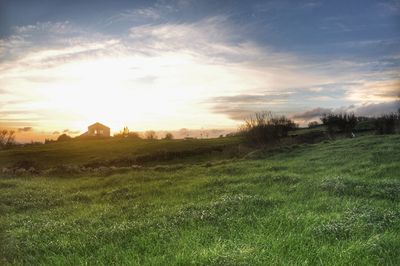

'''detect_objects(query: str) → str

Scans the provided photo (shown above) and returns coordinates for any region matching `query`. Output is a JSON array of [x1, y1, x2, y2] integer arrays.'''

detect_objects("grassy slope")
[[1, 135, 400, 265], [0, 137, 241, 168]]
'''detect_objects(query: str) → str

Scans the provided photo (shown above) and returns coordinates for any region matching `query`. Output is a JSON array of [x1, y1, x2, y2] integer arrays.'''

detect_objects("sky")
[[0, 0, 399, 141]]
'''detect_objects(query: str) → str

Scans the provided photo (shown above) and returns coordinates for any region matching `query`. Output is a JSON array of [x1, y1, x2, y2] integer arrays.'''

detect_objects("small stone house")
[[81, 122, 111, 137]]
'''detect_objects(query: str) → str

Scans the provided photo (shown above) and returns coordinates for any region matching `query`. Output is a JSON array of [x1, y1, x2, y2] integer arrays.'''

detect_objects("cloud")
[[211, 92, 292, 104], [12, 21, 76, 35], [52, 131, 60, 135], [345, 79, 400, 102], [292, 100, 400, 124], [352, 100, 400, 116], [208, 92, 293, 120], [18, 126, 33, 132], [292, 107, 332, 120], [104, 1, 188, 26], [105, 7, 163, 25], [0, 13, 398, 136], [302, 1, 322, 9], [212, 106, 261, 121], [62, 129, 80, 134], [378, 0, 400, 14], [0, 17, 339, 131]]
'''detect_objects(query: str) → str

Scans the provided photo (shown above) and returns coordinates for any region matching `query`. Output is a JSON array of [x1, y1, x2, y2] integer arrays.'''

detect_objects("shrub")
[[114, 127, 141, 139], [113, 131, 141, 139], [354, 118, 375, 132], [0, 129, 16, 149], [57, 133, 72, 141], [308, 121, 320, 128], [164, 132, 174, 140], [321, 113, 357, 135], [374, 113, 398, 134], [145, 130, 157, 140], [240, 112, 297, 145]]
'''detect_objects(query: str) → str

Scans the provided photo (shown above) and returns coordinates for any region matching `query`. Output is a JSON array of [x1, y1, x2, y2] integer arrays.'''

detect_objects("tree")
[[145, 130, 157, 140], [308, 121, 319, 128], [57, 134, 72, 141], [321, 113, 357, 135], [0, 129, 16, 149], [374, 113, 398, 134], [164, 132, 174, 140], [127, 132, 141, 139], [240, 111, 297, 145], [114, 127, 141, 139]]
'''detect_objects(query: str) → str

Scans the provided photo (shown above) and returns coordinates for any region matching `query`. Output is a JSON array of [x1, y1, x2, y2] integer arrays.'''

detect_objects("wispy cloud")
[[292, 100, 400, 124], [62, 129, 80, 134], [18, 126, 33, 132], [208, 92, 293, 120], [292, 107, 333, 121], [104, 0, 193, 26], [378, 0, 400, 14], [345, 79, 400, 102]]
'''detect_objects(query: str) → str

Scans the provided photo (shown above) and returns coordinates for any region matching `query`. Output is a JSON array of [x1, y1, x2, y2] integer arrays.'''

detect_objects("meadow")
[[1, 133, 400, 265]]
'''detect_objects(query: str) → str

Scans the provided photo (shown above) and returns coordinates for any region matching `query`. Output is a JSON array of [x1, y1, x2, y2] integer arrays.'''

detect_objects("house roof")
[[88, 122, 110, 129]]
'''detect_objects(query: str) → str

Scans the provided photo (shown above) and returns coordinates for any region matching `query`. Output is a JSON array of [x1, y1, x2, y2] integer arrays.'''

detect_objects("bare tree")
[[240, 111, 297, 145], [145, 130, 157, 140], [0, 129, 16, 148]]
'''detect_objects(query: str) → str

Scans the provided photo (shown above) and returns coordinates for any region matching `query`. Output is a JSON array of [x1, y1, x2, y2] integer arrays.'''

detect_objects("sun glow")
[[13, 50, 254, 134]]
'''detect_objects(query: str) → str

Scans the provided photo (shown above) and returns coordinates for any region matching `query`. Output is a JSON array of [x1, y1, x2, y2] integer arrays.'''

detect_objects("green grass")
[[1, 134, 400, 265], [0, 136, 242, 168]]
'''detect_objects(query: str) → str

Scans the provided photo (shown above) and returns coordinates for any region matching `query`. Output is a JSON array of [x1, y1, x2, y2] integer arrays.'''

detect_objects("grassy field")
[[0, 136, 242, 169], [1, 134, 400, 265]]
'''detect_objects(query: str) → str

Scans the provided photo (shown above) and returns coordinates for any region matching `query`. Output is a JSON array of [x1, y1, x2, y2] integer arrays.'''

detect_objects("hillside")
[[1, 134, 399, 265], [0, 136, 242, 169]]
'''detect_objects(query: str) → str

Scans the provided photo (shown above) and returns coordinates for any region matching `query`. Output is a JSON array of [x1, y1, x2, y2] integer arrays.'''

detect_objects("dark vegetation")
[[321, 111, 400, 136], [0, 129, 16, 149], [239, 110, 399, 147], [374, 113, 399, 134], [56, 133, 72, 142], [308, 121, 320, 128], [240, 111, 298, 145], [164, 132, 174, 140], [145, 130, 157, 140], [321, 113, 357, 135]]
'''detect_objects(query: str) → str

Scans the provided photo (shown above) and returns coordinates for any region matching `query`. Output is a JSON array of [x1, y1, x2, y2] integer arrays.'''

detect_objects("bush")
[[57, 134, 72, 141], [164, 132, 174, 140], [145, 130, 157, 140], [114, 127, 142, 139], [0, 129, 16, 149], [308, 121, 320, 128], [374, 113, 398, 135], [240, 112, 297, 145], [321, 113, 357, 135], [354, 118, 375, 132]]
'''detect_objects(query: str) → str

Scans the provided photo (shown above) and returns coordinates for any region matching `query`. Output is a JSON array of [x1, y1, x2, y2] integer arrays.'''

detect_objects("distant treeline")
[[240, 110, 400, 146], [319, 111, 400, 135]]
